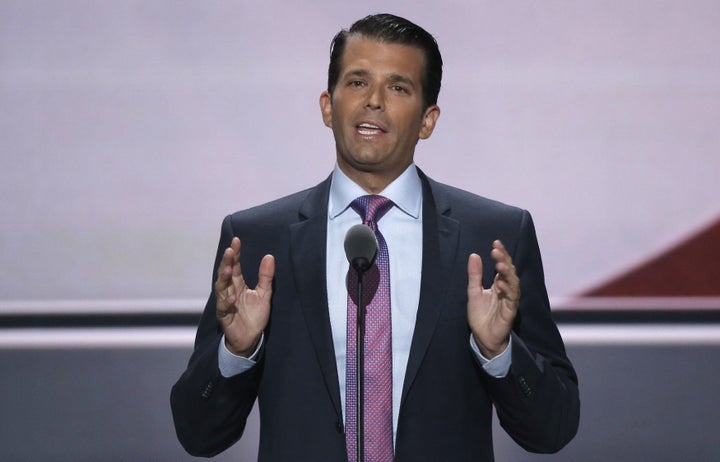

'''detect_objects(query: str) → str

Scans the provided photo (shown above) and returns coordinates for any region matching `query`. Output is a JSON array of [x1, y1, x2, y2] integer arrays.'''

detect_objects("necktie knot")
[[351, 195, 394, 225]]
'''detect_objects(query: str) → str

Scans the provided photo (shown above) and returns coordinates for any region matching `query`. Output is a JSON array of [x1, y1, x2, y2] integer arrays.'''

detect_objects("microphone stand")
[[345, 223, 377, 462], [356, 268, 367, 462]]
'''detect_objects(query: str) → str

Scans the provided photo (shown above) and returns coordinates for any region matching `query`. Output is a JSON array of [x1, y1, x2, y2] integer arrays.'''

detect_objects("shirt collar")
[[328, 163, 423, 220]]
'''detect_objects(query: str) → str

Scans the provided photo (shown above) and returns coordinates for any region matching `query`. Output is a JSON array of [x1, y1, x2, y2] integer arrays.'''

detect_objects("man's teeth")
[[358, 123, 382, 135]]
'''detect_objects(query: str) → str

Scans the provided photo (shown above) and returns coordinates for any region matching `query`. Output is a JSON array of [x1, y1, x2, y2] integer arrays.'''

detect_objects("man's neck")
[[336, 163, 411, 195]]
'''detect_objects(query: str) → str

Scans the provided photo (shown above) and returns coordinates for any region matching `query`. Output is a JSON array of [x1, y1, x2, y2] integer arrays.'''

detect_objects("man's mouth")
[[356, 122, 385, 136]]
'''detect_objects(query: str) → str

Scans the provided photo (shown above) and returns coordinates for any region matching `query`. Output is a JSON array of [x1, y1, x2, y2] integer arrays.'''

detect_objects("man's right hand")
[[214, 237, 275, 357]]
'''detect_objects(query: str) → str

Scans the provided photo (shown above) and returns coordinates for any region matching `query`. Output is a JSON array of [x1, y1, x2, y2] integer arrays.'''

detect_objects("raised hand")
[[466, 240, 520, 359], [214, 237, 275, 357]]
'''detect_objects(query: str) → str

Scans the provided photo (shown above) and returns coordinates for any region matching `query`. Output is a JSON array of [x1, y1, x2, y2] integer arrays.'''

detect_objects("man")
[[171, 13, 580, 461]]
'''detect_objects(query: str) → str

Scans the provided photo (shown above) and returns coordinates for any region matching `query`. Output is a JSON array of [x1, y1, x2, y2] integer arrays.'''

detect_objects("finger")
[[494, 278, 517, 298], [495, 260, 519, 288], [494, 261, 517, 280], [215, 237, 242, 300], [230, 237, 242, 277], [256, 254, 276, 295], [467, 253, 484, 292], [491, 241, 517, 278], [215, 247, 236, 290], [492, 266, 520, 306], [224, 284, 237, 309], [491, 240, 512, 264]]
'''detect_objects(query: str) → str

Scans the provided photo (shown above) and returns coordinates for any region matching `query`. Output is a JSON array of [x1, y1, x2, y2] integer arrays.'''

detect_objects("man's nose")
[[365, 85, 385, 110]]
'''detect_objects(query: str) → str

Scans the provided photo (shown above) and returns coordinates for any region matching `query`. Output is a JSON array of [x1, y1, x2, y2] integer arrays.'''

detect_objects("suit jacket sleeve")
[[170, 215, 261, 457], [480, 210, 580, 453]]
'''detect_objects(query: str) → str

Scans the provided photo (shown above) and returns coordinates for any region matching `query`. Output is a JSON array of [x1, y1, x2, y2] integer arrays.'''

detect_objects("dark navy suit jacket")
[[171, 169, 580, 461]]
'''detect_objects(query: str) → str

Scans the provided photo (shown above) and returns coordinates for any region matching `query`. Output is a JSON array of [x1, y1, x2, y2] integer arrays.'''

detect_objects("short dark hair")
[[327, 13, 443, 109]]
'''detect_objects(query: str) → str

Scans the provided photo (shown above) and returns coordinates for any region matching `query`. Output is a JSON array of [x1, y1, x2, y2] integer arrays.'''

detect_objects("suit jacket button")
[[518, 377, 532, 397], [201, 381, 214, 400]]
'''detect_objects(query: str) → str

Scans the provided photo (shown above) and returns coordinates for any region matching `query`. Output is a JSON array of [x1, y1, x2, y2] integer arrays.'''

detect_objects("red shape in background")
[[584, 217, 720, 296]]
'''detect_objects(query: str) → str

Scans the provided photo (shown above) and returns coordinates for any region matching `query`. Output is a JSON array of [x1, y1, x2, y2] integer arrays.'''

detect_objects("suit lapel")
[[286, 171, 461, 420], [401, 171, 460, 405], [288, 176, 344, 420]]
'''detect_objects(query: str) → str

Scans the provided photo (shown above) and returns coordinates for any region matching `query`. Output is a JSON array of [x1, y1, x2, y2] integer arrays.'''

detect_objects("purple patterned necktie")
[[346, 195, 394, 462]]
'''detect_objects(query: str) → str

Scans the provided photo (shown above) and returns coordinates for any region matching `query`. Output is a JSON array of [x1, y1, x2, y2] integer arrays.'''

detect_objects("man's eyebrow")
[[343, 69, 371, 79], [343, 69, 418, 88], [388, 73, 417, 89]]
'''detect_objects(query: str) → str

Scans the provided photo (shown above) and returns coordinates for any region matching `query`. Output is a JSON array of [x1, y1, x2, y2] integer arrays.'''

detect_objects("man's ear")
[[418, 104, 440, 140], [319, 91, 333, 128]]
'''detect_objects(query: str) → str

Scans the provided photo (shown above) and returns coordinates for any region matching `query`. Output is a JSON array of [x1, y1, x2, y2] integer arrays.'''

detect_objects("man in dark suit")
[[171, 13, 579, 461]]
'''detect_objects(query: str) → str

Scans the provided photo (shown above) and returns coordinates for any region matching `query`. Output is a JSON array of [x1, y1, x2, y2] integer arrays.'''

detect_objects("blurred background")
[[1, 1, 719, 460]]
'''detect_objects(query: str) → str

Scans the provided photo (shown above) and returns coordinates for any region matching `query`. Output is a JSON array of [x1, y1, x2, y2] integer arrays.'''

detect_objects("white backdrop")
[[2, 0, 719, 304]]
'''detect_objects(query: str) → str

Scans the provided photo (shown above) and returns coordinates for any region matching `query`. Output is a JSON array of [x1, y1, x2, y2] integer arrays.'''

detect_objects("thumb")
[[467, 253, 484, 294], [256, 254, 275, 295]]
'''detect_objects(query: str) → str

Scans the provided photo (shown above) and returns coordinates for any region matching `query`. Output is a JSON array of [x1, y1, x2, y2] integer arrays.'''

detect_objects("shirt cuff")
[[470, 334, 513, 378], [217, 333, 264, 378]]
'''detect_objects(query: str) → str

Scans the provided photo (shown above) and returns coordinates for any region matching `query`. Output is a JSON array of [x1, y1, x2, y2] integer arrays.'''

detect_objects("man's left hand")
[[467, 240, 521, 359]]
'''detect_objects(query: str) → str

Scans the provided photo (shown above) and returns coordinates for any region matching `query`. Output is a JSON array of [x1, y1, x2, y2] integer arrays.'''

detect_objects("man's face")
[[320, 36, 440, 191]]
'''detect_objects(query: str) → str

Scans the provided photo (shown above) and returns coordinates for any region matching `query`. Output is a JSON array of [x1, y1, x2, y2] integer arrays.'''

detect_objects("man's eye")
[[391, 85, 407, 93], [350, 80, 365, 87]]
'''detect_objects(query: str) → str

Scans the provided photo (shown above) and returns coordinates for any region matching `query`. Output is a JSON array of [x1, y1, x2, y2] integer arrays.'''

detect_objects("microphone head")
[[344, 224, 378, 273]]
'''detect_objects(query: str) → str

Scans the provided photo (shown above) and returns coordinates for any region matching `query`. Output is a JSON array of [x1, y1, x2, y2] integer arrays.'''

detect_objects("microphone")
[[344, 224, 378, 274]]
